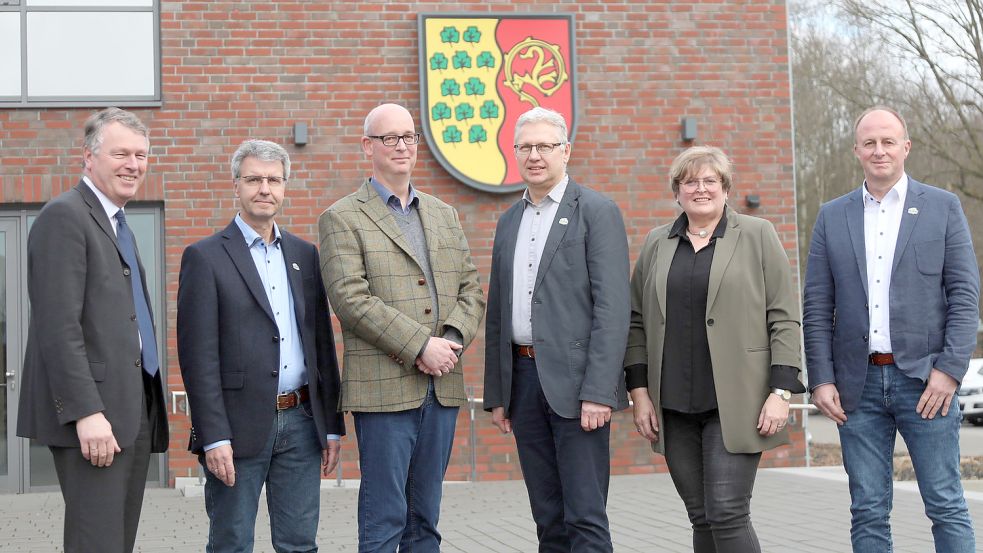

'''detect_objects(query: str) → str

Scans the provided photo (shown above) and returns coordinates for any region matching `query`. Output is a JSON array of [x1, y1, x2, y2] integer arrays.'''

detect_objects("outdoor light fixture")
[[293, 123, 308, 147], [745, 194, 761, 209], [681, 117, 697, 142]]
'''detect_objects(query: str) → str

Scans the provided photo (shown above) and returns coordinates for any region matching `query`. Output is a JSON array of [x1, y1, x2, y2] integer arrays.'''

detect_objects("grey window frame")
[[0, 1, 161, 108]]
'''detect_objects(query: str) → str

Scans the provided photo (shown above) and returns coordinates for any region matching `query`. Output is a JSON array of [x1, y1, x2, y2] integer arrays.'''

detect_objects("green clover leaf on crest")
[[464, 77, 486, 96], [468, 125, 487, 145], [442, 125, 463, 145], [479, 100, 499, 120], [431, 102, 452, 122], [440, 26, 460, 44], [476, 51, 496, 69], [462, 26, 482, 44], [429, 52, 448, 71], [455, 103, 474, 121], [452, 51, 472, 70], [440, 79, 460, 97]]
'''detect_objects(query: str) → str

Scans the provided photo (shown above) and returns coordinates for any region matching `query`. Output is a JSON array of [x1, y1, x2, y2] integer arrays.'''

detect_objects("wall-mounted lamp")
[[293, 123, 308, 147], [681, 117, 697, 142], [745, 194, 761, 209]]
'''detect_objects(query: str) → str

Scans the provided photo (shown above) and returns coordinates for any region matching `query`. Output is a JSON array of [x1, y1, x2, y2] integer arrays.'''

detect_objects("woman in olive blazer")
[[623, 146, 804, 552]]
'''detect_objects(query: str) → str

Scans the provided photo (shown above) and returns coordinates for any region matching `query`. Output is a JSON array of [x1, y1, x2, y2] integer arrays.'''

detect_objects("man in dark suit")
[[484, 107, 631, 552], [177, 139, 344, 553], [16, 107, 169, 553], [804, 106, 978, 552]]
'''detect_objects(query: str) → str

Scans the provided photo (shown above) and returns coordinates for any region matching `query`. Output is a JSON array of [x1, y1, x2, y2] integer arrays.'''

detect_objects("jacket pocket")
[[89, 361, 106, 382], [914, 239, 944, 275], [568, 338, 590, 378], [221, 372, 245, 389]]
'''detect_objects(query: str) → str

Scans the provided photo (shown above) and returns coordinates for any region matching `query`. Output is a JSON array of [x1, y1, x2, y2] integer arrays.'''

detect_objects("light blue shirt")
[[204, 214, 337, 452]]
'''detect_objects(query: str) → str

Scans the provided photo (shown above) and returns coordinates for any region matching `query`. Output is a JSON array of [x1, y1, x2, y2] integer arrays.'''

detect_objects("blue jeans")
[[510, 356, 613, 553], [202, 401, 323, 553], [353, 380, 458, 553], [838, 364, 976, 553]]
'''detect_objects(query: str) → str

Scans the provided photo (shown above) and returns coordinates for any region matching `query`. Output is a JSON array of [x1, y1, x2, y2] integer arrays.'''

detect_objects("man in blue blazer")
[[177, 140, 344, 553], [484, 107, 630, 552], [804, 106, 978, 552]]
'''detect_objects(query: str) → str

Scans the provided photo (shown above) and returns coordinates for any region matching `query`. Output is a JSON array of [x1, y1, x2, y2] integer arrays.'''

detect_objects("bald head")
[[364, 104, 413, 136]]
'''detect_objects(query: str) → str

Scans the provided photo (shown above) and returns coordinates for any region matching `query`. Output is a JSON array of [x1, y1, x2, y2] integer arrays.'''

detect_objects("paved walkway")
[[1, 468, 981, 552]]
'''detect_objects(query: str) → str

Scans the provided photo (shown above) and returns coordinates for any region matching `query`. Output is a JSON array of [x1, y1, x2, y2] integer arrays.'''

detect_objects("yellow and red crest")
[[418, 14, 576, 193]]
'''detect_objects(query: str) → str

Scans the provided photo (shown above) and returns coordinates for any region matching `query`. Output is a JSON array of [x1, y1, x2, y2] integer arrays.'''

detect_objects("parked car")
[[958, 358, 983, 426]]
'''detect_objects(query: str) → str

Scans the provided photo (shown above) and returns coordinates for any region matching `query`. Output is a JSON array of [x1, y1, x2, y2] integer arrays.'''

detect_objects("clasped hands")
[[416, 337, 462, 377]]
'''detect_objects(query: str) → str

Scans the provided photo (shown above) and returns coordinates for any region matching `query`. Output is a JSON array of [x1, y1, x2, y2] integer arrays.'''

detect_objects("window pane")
[[0, 14, 20, 97], [26, 12, 155, 98], [28, 0, 152, 5]]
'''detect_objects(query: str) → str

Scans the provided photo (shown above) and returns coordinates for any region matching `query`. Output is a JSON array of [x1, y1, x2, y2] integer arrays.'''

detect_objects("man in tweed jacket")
[[319, 103, 485, 552]]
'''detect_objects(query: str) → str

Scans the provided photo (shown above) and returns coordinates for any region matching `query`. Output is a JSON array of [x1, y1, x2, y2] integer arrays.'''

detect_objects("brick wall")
[[0, 0, 800, 483]]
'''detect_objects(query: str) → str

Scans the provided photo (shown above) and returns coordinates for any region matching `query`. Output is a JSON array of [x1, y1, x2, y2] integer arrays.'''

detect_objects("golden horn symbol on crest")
[[503, 37, 569, 108]]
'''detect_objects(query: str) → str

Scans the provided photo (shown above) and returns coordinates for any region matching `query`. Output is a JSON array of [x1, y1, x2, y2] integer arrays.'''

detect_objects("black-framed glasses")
[[238, 175, 286, 187], [514, 142, 565, 157], [368, 133, 421, 147]]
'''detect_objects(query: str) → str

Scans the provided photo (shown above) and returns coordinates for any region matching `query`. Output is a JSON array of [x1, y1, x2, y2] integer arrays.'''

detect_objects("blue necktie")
[[115, 210, 159, 377]]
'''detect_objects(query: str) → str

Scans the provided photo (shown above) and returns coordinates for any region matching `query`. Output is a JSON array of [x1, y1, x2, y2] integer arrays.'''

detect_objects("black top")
[[625, 212, 804, 407]]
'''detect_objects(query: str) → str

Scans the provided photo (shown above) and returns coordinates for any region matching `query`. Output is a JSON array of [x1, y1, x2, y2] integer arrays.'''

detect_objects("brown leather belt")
[[513, 345, 536, 358], [276, 384, 309, 410], [869, 352, 895, 366]]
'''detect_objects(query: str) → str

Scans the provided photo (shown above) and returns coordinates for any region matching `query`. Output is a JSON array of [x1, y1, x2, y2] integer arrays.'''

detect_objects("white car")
[[958, 358, 983, 426]]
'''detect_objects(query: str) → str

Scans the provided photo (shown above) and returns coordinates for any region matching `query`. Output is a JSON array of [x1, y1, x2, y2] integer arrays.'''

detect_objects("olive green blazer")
[[624, 208, 802, 454], [319, 180, 485, 412]]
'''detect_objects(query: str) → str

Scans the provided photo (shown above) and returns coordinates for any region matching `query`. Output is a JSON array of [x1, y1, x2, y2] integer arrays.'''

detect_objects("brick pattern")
[[0, 0, 798, 483]]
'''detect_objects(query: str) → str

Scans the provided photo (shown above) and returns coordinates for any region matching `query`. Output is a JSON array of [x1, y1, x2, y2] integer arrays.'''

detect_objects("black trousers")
[[50, 372, 157, 553], [662, 408, 762, 553], [510, 355, 613, 553]]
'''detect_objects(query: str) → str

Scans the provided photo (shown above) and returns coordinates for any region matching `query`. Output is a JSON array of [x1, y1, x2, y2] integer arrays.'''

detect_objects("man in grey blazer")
[[484, 107, 630, 552], [16, 108, 169, 553], [804, 106, 978, 552]]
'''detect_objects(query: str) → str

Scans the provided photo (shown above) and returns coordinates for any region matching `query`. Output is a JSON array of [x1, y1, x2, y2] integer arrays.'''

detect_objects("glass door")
[[0, 218, 22, 493]]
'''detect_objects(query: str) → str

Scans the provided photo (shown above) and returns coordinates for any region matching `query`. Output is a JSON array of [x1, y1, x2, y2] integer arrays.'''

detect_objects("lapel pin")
[[558, 217, 569, 225], [907, 207, 918, 215], [292, 262, 300, 271]]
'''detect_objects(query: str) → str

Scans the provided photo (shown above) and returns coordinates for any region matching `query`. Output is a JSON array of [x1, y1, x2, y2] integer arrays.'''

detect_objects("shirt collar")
[[234, 212, 281, 247], [668, 210, 728, 240], [522, 175, 569, 206], [369, 177, 418, 210], [863, 173, 908, 206], [82, 176, 125, 222]]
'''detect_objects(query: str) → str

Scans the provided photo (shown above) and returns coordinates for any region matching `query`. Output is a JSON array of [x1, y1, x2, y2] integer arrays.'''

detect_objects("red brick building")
[[0, 0, 800, 491]]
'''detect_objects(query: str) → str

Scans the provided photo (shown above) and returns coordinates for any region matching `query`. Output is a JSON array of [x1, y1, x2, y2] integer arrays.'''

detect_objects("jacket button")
[[418, 278, 426, 285], [424, 307, 432, 314], [707, 319, 714, 326], [273, 336, 279, 342], [863, 335, 868, 342], [130, 314, 137, 321], [272, 370, 279, 377], [123, 268, 131, 276], [135, 359, 142, 367]]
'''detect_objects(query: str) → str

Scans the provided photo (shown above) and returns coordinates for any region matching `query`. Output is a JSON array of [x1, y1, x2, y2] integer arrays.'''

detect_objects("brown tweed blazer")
[[319, 180, 485, 412]]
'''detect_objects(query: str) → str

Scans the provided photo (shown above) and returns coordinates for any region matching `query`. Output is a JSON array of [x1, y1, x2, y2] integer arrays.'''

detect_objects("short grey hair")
[[231, 140, 291, 180], [514, 107, 569, 143], [83, 107, 149, 155]]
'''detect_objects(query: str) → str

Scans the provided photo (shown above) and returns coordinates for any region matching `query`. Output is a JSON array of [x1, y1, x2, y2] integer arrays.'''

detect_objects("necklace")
[[686, 228, 709, 239]]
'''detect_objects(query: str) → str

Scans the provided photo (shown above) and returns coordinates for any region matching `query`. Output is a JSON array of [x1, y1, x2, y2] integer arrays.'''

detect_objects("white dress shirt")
[[863, 173, 908, 354], [511, 176, 569, 345]]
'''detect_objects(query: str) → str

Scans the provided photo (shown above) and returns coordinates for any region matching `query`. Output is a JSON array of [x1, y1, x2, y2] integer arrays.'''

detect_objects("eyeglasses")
[[514, 143, 565, 157], [238, 175, 286, 187], [367, 134, 421, 147], [680, 177, 722, 191]]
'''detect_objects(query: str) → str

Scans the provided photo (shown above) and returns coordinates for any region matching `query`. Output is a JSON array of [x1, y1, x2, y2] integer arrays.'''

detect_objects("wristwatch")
[[771, 388, 791, 401]]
